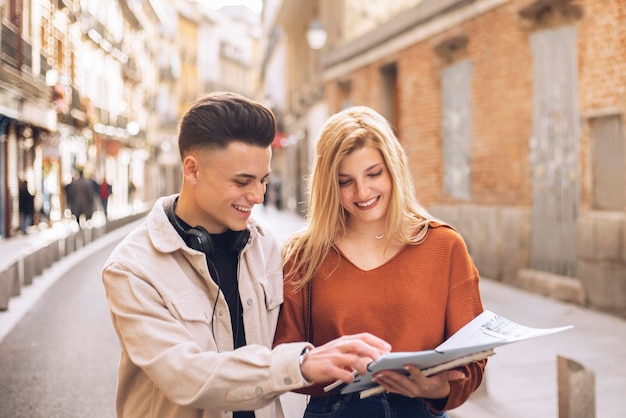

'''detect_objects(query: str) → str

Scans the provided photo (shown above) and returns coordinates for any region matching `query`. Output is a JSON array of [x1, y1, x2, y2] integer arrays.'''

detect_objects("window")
[[442, 59, 473, 200], [591, 115, 625, 211]]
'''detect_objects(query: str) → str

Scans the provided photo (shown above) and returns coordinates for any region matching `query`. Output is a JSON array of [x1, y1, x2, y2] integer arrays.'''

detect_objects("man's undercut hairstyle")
[[177, 91, 277, 159]]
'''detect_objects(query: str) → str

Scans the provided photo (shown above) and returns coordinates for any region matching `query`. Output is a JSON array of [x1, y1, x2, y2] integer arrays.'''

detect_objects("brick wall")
[[325, 0, 626, 208]]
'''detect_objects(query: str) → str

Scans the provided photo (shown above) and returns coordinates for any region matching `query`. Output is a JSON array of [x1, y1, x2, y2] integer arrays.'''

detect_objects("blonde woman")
[[274, 106, 486, 418]]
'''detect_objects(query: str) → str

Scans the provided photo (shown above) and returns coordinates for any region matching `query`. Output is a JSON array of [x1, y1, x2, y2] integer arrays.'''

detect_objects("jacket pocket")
[[169, 291, 215, 350], [257, 274, 283, 311]]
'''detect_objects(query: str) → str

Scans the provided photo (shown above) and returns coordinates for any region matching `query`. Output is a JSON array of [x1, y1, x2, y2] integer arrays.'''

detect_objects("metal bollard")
[[557, 355, 596, 418]]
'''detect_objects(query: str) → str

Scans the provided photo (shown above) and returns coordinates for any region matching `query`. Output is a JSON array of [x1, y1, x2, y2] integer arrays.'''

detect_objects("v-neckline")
[[332, 242, 408, 272]]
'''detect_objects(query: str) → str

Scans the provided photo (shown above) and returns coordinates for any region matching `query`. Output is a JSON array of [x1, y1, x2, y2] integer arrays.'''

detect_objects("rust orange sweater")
[[273, 223, 486, 410]]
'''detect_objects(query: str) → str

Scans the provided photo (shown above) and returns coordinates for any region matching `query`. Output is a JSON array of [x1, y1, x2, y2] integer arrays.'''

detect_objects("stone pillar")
[[20, 251, 37, 286], [558, 355, 596, 418], [0, 264, 14, 310]]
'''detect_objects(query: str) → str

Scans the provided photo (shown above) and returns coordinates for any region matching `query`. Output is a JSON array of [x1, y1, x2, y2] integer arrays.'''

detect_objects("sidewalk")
[[252, 205, 307, 243], [1, 212, 104, 267], [0, 207, 148, 330]]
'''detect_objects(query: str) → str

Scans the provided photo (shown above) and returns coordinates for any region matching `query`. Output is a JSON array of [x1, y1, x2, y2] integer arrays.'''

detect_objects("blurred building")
[[262, 0, 626, 318], [0, 0, 59, 236], [260, 0, 328, 215], [0, 0, 261, 236], [209, 4, 261, 98], [131, 0, 176, 201]]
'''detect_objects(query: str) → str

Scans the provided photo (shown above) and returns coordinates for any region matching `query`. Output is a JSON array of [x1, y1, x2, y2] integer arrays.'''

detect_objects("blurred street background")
[[1, 0, 626, 417]]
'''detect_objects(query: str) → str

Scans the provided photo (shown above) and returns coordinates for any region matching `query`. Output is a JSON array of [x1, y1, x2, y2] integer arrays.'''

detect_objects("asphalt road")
[[0, 238, 120, 418]]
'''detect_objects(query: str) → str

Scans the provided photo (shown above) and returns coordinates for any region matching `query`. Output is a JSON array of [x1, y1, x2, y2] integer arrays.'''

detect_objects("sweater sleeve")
[[274, 260, 309, 346], [273, 260, 322, 395]]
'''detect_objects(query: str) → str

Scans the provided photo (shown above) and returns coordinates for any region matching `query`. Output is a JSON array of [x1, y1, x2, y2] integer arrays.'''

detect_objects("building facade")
[[0, 0, 58, 237]]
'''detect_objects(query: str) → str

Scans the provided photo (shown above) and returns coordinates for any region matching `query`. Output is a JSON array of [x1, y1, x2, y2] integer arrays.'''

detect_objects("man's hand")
[[372, 365, 466, 399], [299, 333, 391, 384]]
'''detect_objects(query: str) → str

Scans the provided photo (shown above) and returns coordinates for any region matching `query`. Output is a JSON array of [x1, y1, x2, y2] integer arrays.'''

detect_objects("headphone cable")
[[206, 256, 241, 350]]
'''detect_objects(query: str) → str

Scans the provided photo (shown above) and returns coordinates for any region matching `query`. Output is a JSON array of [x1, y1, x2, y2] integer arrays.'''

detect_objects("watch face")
[[299, 347, 311, 367]]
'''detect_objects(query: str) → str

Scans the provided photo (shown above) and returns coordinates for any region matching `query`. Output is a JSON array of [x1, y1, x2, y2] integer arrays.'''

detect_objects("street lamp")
[[126, 121, 140, 136], [45, 68, 59, 86], [306, 18, 327, 50]]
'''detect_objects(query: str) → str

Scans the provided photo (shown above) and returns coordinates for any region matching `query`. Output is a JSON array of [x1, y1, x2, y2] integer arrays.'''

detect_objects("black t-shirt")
[[206, 232, 247, 349], [207, 234, 254, 418]]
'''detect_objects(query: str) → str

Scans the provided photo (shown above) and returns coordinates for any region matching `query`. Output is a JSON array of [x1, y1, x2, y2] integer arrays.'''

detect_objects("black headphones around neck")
[[166, 198, 250, 256]]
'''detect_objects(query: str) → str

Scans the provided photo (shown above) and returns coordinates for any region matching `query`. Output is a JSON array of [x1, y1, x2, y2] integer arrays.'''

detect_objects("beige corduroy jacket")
[[102, 195, 311, 418]]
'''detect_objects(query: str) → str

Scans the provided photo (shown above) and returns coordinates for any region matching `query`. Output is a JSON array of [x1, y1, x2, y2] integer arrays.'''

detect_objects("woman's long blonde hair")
[[282, 106, 434, 290]]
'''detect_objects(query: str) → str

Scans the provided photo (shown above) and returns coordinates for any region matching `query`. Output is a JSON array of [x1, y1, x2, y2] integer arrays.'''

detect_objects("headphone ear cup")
[[184, 226, 213, 255]]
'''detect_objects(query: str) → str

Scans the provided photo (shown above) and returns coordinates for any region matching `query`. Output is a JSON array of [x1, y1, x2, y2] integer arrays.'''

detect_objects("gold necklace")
[[348, 227, 386, 240]]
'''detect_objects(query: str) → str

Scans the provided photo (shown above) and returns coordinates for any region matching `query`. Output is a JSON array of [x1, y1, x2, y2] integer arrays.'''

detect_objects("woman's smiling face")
[[338, 146, 392, 230]]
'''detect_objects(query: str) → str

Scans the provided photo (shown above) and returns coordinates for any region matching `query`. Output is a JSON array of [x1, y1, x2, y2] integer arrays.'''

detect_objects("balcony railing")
[[1, 21, 33, 72]]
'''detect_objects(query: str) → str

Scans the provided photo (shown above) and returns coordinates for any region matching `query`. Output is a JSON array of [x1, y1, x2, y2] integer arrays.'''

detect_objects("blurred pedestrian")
[[99, 177, 112, 218], [90, 174, 100, 203], [70, 169, 95, 228], [18, 178, 35, 234], [272, 172, 283, 210], [127, 180, 136, 203], [64, 170, 78, 216]]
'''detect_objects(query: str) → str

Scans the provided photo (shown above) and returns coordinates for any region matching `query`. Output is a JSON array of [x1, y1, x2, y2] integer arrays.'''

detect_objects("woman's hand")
[[371, 365, 466, 400]]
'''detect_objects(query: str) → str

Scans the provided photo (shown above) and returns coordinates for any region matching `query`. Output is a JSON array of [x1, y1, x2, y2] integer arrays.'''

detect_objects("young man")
[[102, 92, 390, 418]]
